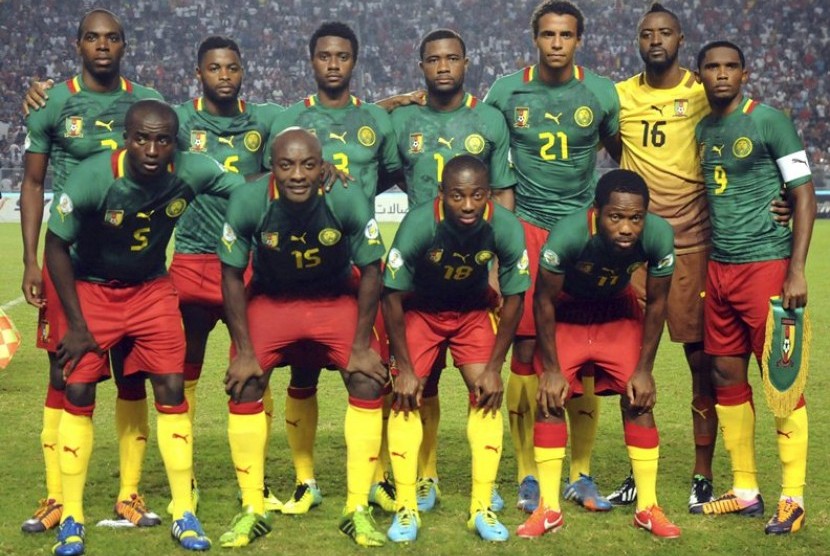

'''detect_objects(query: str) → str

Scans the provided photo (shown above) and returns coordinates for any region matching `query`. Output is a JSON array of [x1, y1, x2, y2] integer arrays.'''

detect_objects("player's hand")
[[321, 161, 354, 192], [473, 368, 504, 416], [537, 369, 568, 416], [224, 351, 264, 403], [770, 189, 793, 226], [376, 89, 427, 112], [23, 78, 54, 116], [345, 346, 388, 385], [21, 262, 45, 308], [782, 270, 808, 309], [56, 326, 102, 379], [391, 366, 422, 417], [626, 369, 656, 413]]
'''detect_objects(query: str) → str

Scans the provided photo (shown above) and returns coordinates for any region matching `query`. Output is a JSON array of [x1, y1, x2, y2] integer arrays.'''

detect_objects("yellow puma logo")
[[137, 210, 154, 220], [329, 131, 347, 144], [544, 112, 562, 124], [218, 136, 235, 148], [712, 144, 724, 156], [95, 119, 114, 131], [452, 252, 469, 263], [290, 233, 307, 244], [437, 137, 454, 149]]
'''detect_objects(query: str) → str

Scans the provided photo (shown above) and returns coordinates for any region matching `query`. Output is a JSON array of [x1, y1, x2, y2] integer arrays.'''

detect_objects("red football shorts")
[[516, 217, 549, 337], [704, 258, 789, 360], [169, 252, 254, 320], [36, 257, 67, 352], [56, 277, 186, 384]]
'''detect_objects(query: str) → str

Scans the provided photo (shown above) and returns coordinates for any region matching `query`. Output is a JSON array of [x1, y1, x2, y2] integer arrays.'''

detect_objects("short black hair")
[[125, 99, 179, 136], [441, 155, 489, 187], [197, 35, 242, 66], [309, 21, 359, 61], [531, 0, 584, 39], [419, 29, 466, 60], [640, 2, 681, 31], [594, 169, 649, 209], [697, 40, 745, 70], [77, 9, 125, 43]]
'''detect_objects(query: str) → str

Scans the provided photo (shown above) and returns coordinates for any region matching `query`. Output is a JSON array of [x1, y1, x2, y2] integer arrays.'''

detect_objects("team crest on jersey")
[[574, 107, 594, 128], [576, 261, 594, 274], [358, 126, 376, 147], [626, 262, 643, 274], [517, 249, 530, 275], [65, 117, 84, 138], [409, 133, 424, 154], [427, 249, 444, 264], [475, 250, 494, 265], [542, 249, 559, 268], [261, 232, 279, 250], [190, 130, 208, 152], [221, 223, 237, 251], [319, 228, 342, 246], [103, 210, 124, 227], [166, 198, 188, 218], [657, 254, 675, 269], [56, 193, 74, 220], [244, 131, 262, 152], [364, 218, 381, 245], [514, 107, 530, 128], [465, 134, 486, 155], [387, 248, 404, 279], [733, 137, 753, 159], [674, 99, 689, 117]]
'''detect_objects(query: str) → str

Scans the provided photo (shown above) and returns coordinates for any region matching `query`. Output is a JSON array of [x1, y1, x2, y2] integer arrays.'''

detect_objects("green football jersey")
[[695, 98, 812, 263], [540, 208, 674, 299], [384, 199, 530, 310], [24, 75, 163, 192], [485, 65, 620, 229], [266, 94, 402, 200], [219, 173, 385, 297], [48, 149, 244, 283], [390, 93, 516, 207], [174, 98, 284, 254]]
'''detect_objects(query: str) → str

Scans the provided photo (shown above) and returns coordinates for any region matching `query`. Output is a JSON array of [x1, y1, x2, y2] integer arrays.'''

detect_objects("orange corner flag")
[[0, 307, 22, 369]]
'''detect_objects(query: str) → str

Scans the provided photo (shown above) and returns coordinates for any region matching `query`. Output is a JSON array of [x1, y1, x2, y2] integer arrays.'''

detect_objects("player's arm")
[[22, 79, 54, 116], [221, 261, 263, 402], [533, 267, 568, 416], [20, 152, 50, 307], [602, 132, 622, 163], [475, 292, 523, 415], [628, 273, 671, 412], [781, 181, 817, 309], [346, 260, 388, 385], [375, 90, 427, 112], [491, 186, 515, 211], [381, 287, 421, 415]]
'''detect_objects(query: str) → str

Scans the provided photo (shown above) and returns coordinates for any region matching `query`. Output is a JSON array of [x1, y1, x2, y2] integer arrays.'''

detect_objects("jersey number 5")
[[131, 227, 150, 252]]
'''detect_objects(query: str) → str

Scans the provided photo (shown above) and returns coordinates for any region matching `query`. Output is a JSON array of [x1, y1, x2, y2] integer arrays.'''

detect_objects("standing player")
[[19, 9, 163, 534], [484, 0, 619, 512], [45, 99, 244, 555], [265, 21, 402, 516], [219, 128, 389, 547], [518, 169, 680, 539], [388, 28, 515, 512], [382, 155, 528, 543], [693, 41, 815, 535]]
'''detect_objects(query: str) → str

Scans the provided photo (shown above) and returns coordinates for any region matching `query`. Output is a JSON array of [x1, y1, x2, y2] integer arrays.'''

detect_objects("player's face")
[[597, 192, 646, 252], [420, 38, 467, 95], [272, 135, 323, 204], [638, 12, 683, 71], [534, 13, 581, 71], [311, 36, 355, 94], [76, 12, 126, 79], [441, 168, 490, 228], [125, 113, 176, 181], [698, 47, 747, 108], [197, 48, 243, 103]]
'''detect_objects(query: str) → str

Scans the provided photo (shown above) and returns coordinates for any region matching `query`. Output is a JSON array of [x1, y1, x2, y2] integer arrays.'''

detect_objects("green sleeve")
[[759, 106, 812, 189], [643, 214, 675, 277], [218, 179, 267, 268], [539, 213, 584, 274], [374, 107, 403, 173], [597, 78, 621, 139], [46, 159, 107, 243], [330, 186, 386, 267], [383, 206, 433, 291], [493, 207, 531, 295], [178, 152, 245, 198], [487, 109, 516, 189], [24, 87, 68, 154]]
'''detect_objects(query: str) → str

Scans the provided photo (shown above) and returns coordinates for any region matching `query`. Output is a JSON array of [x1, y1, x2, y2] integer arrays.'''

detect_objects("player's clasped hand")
[[627, 369, 656, 413], [473, 368, 504, 416], [781, 271, 808, 310], [344, 346, 388, 385], [57, 327, 103, 379], [224, 351, 264, 403], [537, 369, 568, 417], [391, 366, 422, 417]]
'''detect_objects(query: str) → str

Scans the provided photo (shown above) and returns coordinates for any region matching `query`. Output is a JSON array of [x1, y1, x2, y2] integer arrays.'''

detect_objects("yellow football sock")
[[59, 411, 94, 524], [372, 391, 393, 484], [157, 411, 194, 520], [565, 376, 599, 482], [535, 446, 565, 511], [285, 388, 318, 484], [344, 401, 382, 512], [183, 380, 198, 424], [263, 384, 274, 448], [228, 409, 267, 514], [716, 401, 758, 492], [389, 409, 422, 510], [467, 407, 503, 514], [776, 404, 808, 500], [507, 371, 538, 482], [115, 397, 149, 501], [418, 395, 440, 479], [42, 406, 63, 503], [628, 445, 659, 510]]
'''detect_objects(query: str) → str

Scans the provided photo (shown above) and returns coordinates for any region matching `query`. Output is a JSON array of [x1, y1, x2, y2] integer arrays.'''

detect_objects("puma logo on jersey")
[[95, 119, 115, 131], [650, 105, 665, 116], [711, 144, 724, 156], [172, 433, 190, 443], [544, 112, 562, 124], [218, 136, 235, 148], [63, 446, 81, 458], [329, 131, 347, 144], [437, 137, 454, 149], [452, 252, 469, 263], [290, 233, 307, 244], [137, 210, 154, 220], [43, 442, 56, 451], [776, 429, 793, 439]]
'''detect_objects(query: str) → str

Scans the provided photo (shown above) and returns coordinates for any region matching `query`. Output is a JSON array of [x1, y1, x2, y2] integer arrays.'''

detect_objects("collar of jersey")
[[268, 173, 324, 201], [67, 74, 133, 94], [193, 96, 246, 114], [524, 64, 584, 85], [111, 149, 174, 179], [305, 94, 362, 108]]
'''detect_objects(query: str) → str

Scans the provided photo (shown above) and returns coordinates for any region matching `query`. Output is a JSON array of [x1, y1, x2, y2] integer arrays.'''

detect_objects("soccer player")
[[19, 9, 163, 534], [264, 21, 402, 516], [219, 128, 389, 547], [382, 155, 528, 542], [169, 35, 284, 512], [693, 41, 816, 535], [387, 28, 515, 512], [484, 0, 619, 512], [517, 169, 680, 539], [44, 99, 244, 555]]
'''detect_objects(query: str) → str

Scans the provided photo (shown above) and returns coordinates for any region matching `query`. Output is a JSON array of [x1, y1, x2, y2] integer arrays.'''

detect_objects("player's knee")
[[345, 372, 383, 400], [289, 366, 322, 389], [149, 373, 185, 406], [65, 382, 96, 408]]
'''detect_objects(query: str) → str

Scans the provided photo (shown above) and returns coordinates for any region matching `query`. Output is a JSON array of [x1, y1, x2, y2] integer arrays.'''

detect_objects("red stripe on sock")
[[155, 401, 189, 414], [287, 386, 317, 399], [64, 400, 95, 417], [624, 421, 659, 449], [534, 421, 567, 448], [716, 383, 753, 406], [794, 395, 806, 410], [44, 384, 65, 409], [116, 383, 147, 401], [349, 396, 383, 410], [183, 362, 203, 381], [510, 357, 534, 376], [228, 400, 264, 415]]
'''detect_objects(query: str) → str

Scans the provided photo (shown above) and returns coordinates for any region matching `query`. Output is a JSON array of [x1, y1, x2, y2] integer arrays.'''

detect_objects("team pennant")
[[761, 297, 811, 418], [0, 307, 22, 369]]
